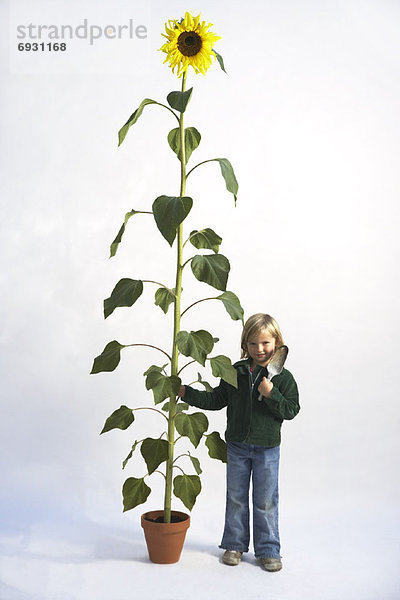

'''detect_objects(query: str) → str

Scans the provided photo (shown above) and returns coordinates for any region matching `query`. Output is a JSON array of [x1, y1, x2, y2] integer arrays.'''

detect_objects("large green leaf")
[[104, 279, 143, 319], [90, 341, 125, 374], [210, 355, 238, 388], [100, 405, 134, 434], [189, 228, 222, 253], [191, 254, 230, 291], [140, 438, 169, 475], [122, 440, 140, 470], [145, 369, 181, 405], [168, 127, 201, 164], [205, 431, 227, 463], [176, 330, 214, 367], [167, 88, 193, 113], [122, 477, 151, 512], [118, 99, 159, 146], [110, 210, 145, 258], [152, 196, 193, 246], [175, 412, 209, 448], [173, 474, 201, 511], [216, 291, 244, 322], [155, 287, 176, 314]]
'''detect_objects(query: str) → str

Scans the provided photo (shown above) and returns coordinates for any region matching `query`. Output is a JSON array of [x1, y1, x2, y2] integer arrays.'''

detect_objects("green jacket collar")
[[234, 358, 252, 375]]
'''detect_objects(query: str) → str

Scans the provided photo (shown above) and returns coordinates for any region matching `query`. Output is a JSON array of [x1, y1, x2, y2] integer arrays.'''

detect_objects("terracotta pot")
[[141, 510, 190, 564]]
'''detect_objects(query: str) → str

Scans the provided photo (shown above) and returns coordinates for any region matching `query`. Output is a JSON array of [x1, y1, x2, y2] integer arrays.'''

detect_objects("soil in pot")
[[141, 510, 190, 564], [145, 514, 184, 524]]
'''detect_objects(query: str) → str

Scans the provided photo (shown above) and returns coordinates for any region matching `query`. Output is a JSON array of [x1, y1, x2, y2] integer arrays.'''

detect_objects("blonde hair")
[[241, 313, 284, 358]]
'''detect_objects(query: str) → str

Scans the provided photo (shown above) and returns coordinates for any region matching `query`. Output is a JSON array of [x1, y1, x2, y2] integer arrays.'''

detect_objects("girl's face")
[[247, 329, 276, 368]]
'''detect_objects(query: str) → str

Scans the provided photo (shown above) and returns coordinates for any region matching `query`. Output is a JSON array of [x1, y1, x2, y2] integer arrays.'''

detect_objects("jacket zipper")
[[244, 366, 264, 442]]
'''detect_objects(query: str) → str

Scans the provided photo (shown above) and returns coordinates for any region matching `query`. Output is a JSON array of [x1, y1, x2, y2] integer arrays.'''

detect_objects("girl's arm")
[[179, 380, 229, 411], [258, 370, 300, 420]]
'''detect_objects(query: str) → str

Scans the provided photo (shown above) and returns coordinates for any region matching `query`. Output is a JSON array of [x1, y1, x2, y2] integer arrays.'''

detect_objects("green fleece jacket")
[[184, 359, 300, 447]]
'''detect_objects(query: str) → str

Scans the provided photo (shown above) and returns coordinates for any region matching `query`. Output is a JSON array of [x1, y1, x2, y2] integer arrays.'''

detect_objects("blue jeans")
[[220, 442, 281, 559]]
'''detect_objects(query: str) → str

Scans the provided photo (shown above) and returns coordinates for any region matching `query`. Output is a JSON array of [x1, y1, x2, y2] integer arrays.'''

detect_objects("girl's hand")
[[178, 385, 186, 398], [258, 377, 273, 398]]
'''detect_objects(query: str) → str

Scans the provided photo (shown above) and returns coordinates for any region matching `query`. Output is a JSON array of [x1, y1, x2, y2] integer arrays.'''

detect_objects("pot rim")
[[141, 509, 190, 523]]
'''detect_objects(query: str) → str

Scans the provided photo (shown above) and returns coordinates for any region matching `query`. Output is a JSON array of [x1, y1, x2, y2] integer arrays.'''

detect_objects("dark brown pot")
[[141, 510, 190, 564]]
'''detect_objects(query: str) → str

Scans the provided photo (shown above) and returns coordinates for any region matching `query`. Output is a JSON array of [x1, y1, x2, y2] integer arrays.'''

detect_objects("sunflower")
[[160, 12, 221, 77]]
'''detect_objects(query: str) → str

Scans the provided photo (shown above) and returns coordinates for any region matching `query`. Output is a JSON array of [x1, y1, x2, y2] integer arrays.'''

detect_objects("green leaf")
[[205, 431, 227, 463], [191, 254, 230, 291], [122, 440, 140, 470], [118, 99, 159, 146], [216, 291, 244, 322], [140, 438, 169, 475], [210, 355, 238, 388], [167, 88, 193, 113], [213, 49, 227, 73], [104, 278, 143, 319], [188, 158, 238, 203], [100, 405, 134, 434], [189, 228, 222, 253], [197, 372, 213, 392], [215, 158, 238, 205], [188, 452, 202, 475], [91, 341, 125, 374], [162, 401, 189, 413], [173, 474, 201, 511], [153, 196, 193, 246], [143, 364, 168, 376], [176, 330, 214, 367], [110, 210, 143, 258], [145, 370, 181, 405], [122, 477, 151, 512], [168, 127, 201, 164], [155, 287, 176, 314], [175, 412, 209, 448]]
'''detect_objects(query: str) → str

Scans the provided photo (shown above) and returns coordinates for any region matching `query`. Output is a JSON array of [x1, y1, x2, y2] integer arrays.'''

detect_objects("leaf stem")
[[186, 159, 216, 178], [156, 102, 181, 123], [132, 407, 169, 422], [181, 297, 217, 317], [124, 343, 172, 362], [173, 465, 186, 475], [142, 280, 176, 296], [182, 256, 195, 270], [177, 360, 196, 375], [172, 453, 188, 464]]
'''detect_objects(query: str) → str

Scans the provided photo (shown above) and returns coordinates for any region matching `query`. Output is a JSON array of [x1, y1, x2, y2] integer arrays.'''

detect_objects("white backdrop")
[[1, 1, 399, 599]]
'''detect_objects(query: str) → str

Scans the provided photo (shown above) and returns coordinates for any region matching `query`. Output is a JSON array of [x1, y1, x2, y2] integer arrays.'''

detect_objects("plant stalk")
[[164, 71, 187, 523]]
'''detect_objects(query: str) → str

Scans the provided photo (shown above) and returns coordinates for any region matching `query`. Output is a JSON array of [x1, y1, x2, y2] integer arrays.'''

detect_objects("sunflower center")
[[177, 31, 202, 57]]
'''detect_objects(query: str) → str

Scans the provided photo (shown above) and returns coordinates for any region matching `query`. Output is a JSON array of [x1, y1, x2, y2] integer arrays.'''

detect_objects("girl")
[[179, 313, 300, 571]]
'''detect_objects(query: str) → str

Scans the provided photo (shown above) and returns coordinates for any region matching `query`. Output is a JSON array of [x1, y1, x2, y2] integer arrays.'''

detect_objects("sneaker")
[[222, 550, 242, 566], [258, 557, 282, 572]]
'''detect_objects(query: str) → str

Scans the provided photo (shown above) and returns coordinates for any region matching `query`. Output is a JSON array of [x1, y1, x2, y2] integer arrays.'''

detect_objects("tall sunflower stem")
[[164, 72, 187, 523]]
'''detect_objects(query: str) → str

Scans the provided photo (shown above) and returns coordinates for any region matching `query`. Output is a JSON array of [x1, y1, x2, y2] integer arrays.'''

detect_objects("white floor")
[[1, 506, 398, 600]]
